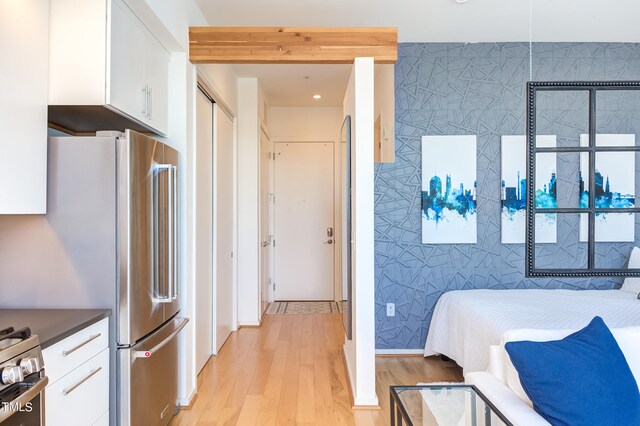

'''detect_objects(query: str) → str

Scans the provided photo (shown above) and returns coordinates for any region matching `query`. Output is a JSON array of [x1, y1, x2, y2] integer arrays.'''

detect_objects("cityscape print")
[[579, 134, 636, 242], [421, 174, 477, 224], [501, 135, 557, 244], [578, 170, 634, 209], [422, 135, 477, 244], [501, 170, 557, 212]]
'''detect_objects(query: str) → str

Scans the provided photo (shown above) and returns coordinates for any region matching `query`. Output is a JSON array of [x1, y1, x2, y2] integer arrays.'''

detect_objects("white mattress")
[[424, 289, 640, 373]]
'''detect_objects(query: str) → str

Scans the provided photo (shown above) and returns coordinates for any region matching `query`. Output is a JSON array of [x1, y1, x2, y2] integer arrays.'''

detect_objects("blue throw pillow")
[[505, 316, 640, 426]]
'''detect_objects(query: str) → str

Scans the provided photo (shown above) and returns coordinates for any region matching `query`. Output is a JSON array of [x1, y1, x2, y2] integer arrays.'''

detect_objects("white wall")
[[268, 107, 344, 300], [269, 107, 343, 141], [342, 58, 378, 407], [237, 78, 262, 325], [125, 0, 207, 51], [374, 64, 395, 163]]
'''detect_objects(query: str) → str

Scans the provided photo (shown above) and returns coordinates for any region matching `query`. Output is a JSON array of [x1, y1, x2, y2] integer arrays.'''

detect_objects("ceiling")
[[195, 0, 640, 43], [232, 64, 351, 106], [196, 0, 640, 107]]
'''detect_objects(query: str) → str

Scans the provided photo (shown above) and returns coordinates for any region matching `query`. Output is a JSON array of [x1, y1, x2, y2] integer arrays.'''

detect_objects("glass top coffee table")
[[390, 385, 513, 426]]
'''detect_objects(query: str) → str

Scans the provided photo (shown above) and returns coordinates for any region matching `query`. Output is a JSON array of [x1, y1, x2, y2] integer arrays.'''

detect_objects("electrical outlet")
[[386, 303, 395, 317]]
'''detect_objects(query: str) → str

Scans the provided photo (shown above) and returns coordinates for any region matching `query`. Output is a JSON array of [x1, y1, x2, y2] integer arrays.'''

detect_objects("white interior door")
[[274, 142, 334, 301], [195, 88, 213, 373], [214, 105, 234, 352], [259, 130, 272, 314]]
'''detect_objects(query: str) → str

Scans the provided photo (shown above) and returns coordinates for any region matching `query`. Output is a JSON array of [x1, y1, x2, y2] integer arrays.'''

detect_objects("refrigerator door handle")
[[167, 164, 175, 302], [132, 317, 188, 359], [171, 164, 178, 300], [154, 163, 176, 303]]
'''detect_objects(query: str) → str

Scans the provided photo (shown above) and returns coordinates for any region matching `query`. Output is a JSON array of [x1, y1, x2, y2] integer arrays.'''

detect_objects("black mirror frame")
[[526, 81, 640, 277]]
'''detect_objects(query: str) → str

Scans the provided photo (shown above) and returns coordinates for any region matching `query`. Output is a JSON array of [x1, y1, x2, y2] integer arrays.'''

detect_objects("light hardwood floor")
[[171, 313, 462, 425]]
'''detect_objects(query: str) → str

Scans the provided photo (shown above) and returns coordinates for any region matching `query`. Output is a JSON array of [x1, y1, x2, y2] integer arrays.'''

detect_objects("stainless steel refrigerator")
[[47, 129, 188, 425]]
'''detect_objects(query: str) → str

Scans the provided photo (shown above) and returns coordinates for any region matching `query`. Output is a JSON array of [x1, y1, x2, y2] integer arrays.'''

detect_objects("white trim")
[[271, 136, 337, 143], [375, 349, 425, 355], [177, 388, 197, 407], [260, 122, 271, 140], [238, 321, 261, 327], [211, 103, 219, 355], [197, 71, 235, 120], [353, 397, 381, 407], [232, 116, 239, 331]]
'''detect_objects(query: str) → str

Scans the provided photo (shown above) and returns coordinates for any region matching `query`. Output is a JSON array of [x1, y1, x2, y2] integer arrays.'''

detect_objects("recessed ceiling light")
[[313, 94, 322, 99]]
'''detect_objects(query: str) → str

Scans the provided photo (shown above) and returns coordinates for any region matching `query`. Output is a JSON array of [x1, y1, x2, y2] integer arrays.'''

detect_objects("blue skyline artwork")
[[579, 134, 636, 242], [422, 135, 477, 244], [501, 135, 557, 244]]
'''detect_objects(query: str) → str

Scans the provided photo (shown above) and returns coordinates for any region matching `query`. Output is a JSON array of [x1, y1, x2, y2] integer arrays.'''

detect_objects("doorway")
[[273, 141, 335, 301]]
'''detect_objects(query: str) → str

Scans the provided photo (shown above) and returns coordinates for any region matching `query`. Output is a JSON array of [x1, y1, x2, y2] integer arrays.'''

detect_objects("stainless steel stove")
[[0, 327, 48, 425]]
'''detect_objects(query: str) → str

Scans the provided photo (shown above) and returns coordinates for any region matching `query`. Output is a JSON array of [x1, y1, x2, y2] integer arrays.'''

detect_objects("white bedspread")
[[424, 289, 640, 373]]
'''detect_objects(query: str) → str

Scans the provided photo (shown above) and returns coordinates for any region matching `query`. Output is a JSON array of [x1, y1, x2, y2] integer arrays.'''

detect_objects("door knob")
[[325, 239, 333, 244]]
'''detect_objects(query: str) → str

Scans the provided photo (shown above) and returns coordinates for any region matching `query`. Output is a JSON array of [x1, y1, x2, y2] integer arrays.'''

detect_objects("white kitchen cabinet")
[[144, 34, 170, 134], [49, 0, 170, 135], [43, 318, 110, 426], [109, 0, 146, 125], [0, 0, 48, 214]]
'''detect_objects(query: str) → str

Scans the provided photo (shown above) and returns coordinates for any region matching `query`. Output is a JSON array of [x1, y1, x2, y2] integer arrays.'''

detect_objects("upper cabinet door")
[[0, 0, 48, 214], [49, 0, 169, 136], [108, 0, 146, 124], [144, 34, 170, 136]]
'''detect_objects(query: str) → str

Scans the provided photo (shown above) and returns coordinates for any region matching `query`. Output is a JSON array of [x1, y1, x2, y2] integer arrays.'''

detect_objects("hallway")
[[171, 314, 462, 425]]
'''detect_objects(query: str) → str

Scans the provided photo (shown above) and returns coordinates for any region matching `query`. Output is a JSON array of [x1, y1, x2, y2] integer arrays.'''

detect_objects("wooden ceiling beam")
[[189, 27, 397, 64]]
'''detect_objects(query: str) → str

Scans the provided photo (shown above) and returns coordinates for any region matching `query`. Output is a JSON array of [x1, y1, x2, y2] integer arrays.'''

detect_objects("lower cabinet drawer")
[[43, 317, 109, 385], [45, 348, 109, 426]]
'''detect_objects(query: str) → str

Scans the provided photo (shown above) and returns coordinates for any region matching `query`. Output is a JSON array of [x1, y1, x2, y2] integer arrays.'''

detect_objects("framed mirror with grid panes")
[[526, 81, 640, 277]]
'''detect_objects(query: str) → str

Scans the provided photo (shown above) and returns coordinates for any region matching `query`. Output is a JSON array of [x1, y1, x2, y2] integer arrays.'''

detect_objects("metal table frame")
[[389, 384, 514, 426]]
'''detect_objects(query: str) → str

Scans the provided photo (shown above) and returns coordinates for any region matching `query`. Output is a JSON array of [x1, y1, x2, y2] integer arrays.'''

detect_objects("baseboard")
[[341, 347, 381, 410], [352, 400, 381, 409], [375, 349, 424, 356], [239, 314, 265, 328], [177, 389, 198, 408]]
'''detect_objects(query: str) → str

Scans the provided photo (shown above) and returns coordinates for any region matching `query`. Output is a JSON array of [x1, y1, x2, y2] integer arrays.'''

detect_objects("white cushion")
[[611, 326, 640, 385], [621, 246, 640, 294], [485, 344, 507, 384], [499, 325, 640, 407], [466, 372, 551, 426]]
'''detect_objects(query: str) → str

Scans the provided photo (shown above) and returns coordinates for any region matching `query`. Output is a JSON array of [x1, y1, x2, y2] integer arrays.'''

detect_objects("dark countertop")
[[0, 309, 111, 348]]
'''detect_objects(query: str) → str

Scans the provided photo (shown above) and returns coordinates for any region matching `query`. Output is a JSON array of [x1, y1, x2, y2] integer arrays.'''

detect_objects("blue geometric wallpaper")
[[375, 42, 640, 350]]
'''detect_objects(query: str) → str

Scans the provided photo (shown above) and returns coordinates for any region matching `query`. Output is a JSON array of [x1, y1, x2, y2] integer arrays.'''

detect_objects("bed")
[[423, 289, 640, 373]]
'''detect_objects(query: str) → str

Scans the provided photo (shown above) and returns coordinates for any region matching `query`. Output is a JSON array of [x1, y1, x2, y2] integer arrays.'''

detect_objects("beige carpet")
[[266, 301, 341, 314]]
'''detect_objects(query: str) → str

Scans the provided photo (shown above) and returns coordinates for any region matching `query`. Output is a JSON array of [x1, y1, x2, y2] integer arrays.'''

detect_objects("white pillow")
[[499, 325, 640, 407], [621, 246, 640, 294]]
